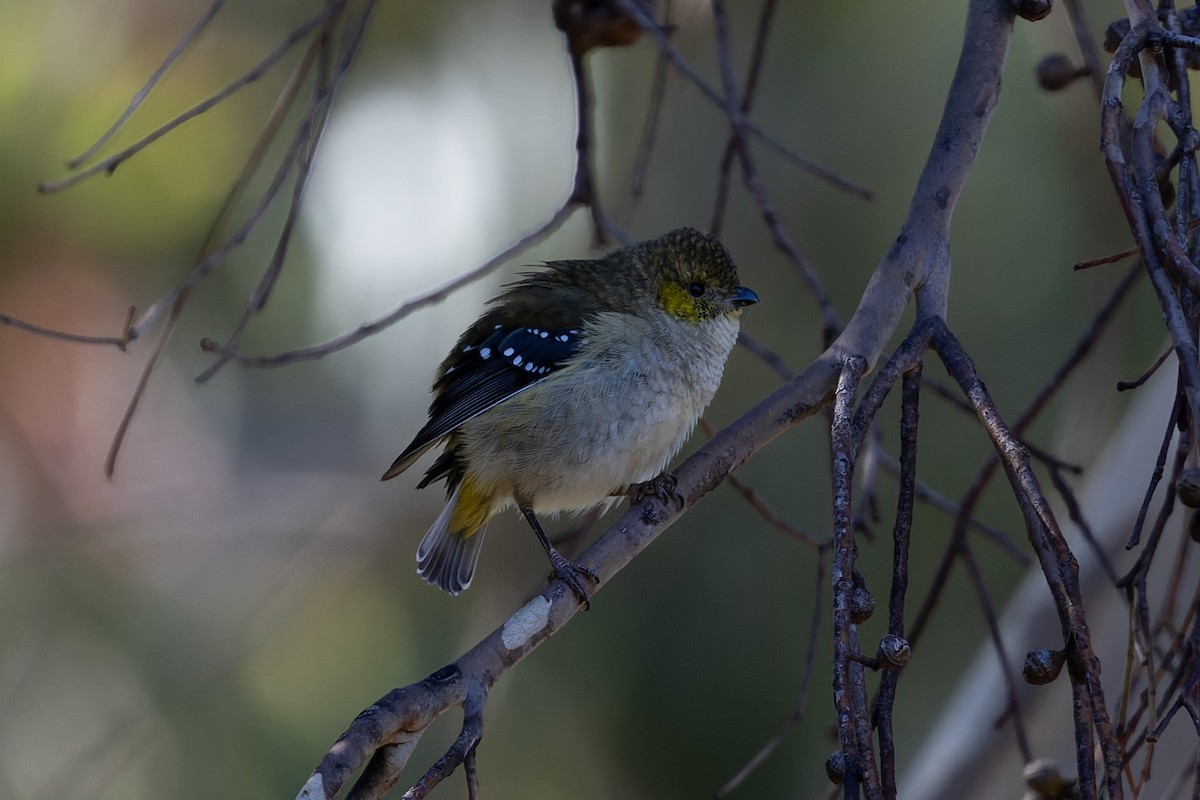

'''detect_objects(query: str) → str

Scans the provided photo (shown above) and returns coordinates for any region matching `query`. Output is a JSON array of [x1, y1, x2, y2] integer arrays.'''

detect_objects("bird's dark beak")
[[730, 286, 760, 308]]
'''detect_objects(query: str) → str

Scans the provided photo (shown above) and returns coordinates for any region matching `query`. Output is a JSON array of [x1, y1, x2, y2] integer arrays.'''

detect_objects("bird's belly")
[[530, 398, 691, 511], [462, 374, 705, 514]]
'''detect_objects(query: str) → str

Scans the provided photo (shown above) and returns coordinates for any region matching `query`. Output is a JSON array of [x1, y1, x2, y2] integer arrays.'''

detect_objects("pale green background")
[[0, 1, 1160, 798]]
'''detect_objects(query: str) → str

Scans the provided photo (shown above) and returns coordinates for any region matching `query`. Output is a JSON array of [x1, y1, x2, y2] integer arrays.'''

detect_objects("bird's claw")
[[548, 551, 598, 610], [628, 473, 683, 510]]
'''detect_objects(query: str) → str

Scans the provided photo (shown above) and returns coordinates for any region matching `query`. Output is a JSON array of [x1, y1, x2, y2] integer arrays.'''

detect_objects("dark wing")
[[381, 324, 582, 480]]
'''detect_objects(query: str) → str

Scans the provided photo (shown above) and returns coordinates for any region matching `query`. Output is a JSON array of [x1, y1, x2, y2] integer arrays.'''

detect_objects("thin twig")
[[726, 472, 824, 548], [0, 310, 129, 349], [1118, 345, 1174, 392], [39, 2, 343, 193], [911, 258, 1142, 640], [932, 318, 1123, 799], [103, 4, 373, 473], [831, 355, 881, 799], [959, 542, 1033, 763], [738, 144, 842, 337], [873, 450, 1027, 563], [706, 0, 841, 335], [616, 0, 870, 199], [630, 0, 672, 199], [197, 5, 373, 383], [876, 367, 920, 799], [566, 45, 606, 245], [1059, 0, 1106, 96], [1124, 389, 1183, 551], [104, 291, 187, 478], [1074, 246, 1139, 270], [698, 418, 824, 547], [1046, 465, 1120, 586], [710, 0, 779, 236], [737, 330, 795, 382], [65, 0, 228, 169], [201, 202, 579, 368], [697, 0, 748, 222]]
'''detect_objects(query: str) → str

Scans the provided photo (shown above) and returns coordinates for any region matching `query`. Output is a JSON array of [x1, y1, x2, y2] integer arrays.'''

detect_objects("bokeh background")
[[0, 1, 1181, 798]]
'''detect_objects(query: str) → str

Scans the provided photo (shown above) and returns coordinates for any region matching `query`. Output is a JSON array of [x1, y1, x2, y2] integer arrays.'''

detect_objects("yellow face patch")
[[657, 281, 704, 323]]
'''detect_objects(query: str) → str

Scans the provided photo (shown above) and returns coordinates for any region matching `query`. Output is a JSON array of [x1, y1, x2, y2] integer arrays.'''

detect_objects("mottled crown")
[[467, 227, 754, 332], [641, 227, 740, 287]]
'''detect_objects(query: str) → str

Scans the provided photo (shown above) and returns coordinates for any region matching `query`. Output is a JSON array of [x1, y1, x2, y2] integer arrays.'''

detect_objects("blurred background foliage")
[[0, 0, 1172, 798]]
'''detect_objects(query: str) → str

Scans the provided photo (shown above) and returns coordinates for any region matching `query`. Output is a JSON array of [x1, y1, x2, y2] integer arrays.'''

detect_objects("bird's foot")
[[627, 472, 684, 510], [548, 550, 599, 610]]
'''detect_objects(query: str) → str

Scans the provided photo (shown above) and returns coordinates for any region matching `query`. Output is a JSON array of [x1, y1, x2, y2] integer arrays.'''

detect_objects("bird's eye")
[[687, 281, 705, 298]]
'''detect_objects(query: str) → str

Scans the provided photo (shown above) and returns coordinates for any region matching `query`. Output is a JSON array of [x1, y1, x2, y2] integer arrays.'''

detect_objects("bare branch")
[[64, 0, 228, 170], [39, 2, 343, 193], [202, 202, 580, 368], [196, 4, 375, 383], [104, 292, 188, 478], [617, 0, 871, 199], [876, 367, 920, 799], [932, 319, 1123, 799], [0, 309, 130, 349], [830, 355, 881, 799], [959, 542, 1032, 763], [707, 0, 841, 334], [630, 0, 672, 199]]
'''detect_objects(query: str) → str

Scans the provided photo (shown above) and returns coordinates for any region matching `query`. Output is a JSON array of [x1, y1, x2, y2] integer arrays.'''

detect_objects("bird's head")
[[639, 227, 759, 323], [503, 227, 758, 325]]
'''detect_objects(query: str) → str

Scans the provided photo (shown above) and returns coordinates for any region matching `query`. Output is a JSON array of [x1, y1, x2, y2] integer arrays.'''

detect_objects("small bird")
[[382, 227, 758, 603]]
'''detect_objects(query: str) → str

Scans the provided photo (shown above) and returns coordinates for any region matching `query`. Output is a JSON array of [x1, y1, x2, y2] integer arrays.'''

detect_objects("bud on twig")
[[1176, 467, 1200, 507], [825, 751, 849, 786], [1011, 0, 1052, 22], [876, 634, 912, 669], [1023, 758, 1080, 799], [1023, 647, 1067, 685], [849, 569, 874, 624], [553, 0, 647, 56], [849, 584, 875, 624]]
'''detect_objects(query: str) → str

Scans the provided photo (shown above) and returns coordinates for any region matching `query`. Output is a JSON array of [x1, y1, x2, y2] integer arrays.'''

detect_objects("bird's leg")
[[520, 506, 599, 609], [624, 472, 684, 510], [549, 506, 602, 555]]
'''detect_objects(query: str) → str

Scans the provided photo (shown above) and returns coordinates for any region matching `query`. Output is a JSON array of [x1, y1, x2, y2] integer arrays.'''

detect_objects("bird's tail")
[[416, 485, 488, 595]]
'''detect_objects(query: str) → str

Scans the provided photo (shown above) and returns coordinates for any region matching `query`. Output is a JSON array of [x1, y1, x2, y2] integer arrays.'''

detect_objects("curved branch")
[[830, 0, 1011, 366], [932, 320, 1123, 798], [202, 202, 579, 369]]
